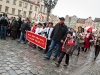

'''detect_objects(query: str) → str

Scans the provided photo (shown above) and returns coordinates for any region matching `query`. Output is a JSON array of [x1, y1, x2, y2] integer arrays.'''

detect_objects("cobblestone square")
[[0, 38, 100, 75]]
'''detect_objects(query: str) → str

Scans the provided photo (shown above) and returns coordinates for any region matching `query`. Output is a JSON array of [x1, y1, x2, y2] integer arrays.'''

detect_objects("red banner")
[[26, 31, 47, 49]]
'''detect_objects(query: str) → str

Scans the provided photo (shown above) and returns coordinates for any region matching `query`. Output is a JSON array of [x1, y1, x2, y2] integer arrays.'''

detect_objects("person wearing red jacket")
[[84, 30, 94, 52]]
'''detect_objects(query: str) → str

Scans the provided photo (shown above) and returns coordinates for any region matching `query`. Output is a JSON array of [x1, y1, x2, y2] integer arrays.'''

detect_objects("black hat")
[[59, 17, 65, 20]]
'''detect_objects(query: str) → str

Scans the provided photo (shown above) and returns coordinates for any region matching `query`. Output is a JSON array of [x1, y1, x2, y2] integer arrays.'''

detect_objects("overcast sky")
[[52, 0, 100, 19]]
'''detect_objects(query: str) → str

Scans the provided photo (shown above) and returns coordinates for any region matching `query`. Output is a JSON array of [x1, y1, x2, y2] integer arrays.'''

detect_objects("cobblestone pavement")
[[0, 38, 100, 75]]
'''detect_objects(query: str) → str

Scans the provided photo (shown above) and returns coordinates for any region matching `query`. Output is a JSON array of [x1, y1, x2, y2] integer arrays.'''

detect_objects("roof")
[[94, 18, 100, 22], [77, 18, 86, 24]]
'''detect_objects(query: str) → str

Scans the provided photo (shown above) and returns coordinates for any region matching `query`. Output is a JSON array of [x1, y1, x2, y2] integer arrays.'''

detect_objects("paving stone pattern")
[[0, 38, 100, 75]]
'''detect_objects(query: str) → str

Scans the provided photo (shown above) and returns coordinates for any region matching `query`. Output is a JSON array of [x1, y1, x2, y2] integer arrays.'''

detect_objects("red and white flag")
[[39, 13, 42, 20], [33, 12, 36, 18]]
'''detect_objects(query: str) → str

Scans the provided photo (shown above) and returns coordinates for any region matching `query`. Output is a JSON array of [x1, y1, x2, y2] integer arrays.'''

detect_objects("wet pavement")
[[0, 38, 100, 75]]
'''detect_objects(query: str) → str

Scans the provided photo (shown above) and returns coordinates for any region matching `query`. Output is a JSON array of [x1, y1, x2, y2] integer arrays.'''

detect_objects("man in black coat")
[[17, 17, 22, 38], [18, 18, 30, 44], [44, 17, 68, 60]]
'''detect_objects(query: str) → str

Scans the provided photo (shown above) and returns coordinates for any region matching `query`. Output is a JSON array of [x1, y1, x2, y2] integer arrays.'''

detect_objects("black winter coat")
[[21, 22, 31, 33], [50, 23, 68, 41], [0, 17, 8, 26]]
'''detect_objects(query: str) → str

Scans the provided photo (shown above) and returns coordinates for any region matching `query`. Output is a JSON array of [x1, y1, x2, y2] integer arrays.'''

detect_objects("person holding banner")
[[44, 17, 68, 60], [28, 23, 37, 48], [44, 22, 53, 54], [35, 23, 44, 51]]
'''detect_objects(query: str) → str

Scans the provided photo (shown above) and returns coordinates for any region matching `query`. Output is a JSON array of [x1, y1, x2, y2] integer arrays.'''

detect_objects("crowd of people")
[[0, 13, 100, 67]]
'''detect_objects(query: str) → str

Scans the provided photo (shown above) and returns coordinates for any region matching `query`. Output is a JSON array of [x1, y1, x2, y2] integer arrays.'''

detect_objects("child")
[[55, 31, 74, 67]]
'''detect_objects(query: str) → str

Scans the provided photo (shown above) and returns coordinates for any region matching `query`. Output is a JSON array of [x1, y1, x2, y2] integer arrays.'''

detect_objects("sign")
[[26, 31, 47, 49]]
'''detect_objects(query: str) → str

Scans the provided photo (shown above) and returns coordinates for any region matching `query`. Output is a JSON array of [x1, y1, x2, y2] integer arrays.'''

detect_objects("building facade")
[[0, 0, 47, 22], [65, 15, 71, 26], [76, 18, 86, 31], [68, 15, 78, 28], [93, 18, 100, 32], [50, 14, 59, 25], [85, 17, 93, 27]]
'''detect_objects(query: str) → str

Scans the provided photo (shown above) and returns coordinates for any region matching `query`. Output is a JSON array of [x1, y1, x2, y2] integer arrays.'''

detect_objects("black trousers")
[[44, 40, 51, 53], [12, 30, 17, 39], [58, 51, 69, 65], [17, 30, 21, 38], [77, 47, 84, 55], [95, 45, 100, 58]]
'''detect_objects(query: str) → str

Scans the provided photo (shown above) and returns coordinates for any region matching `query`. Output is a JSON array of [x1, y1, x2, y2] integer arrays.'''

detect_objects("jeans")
[[58, 51, 69, 65], [0, 26, 7, 39], [46, 39, 61, 58], [18, 32, 26, 43]]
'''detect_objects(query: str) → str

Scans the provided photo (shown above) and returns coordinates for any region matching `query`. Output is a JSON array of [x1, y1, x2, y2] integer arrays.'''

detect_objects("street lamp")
[[44, 0, 58, 21]]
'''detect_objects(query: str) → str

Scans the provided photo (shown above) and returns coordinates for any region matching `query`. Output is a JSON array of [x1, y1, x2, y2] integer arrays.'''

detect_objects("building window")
[[18, 10, 21, 15], [30, 5, 33, 10], [26, 0, 29, 2], [13, 0, 16, 5], [0, 5, 2, 11], [23, 11, 26, 17], [5, 6, 9, 13], [29, 11, 32, 16], [43, 6, 45, 13], [40, 5, 43, 12], [6, 0, 9, 3], [12, 8, 15, 15], [24, 3, 28, 8], [45, 8, 47, 13], [19, 1, 22, 7], [35, 6, 37, 11]]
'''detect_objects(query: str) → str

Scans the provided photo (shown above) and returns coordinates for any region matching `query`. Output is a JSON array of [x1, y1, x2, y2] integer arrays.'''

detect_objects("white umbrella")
[[92, 28, 98, 33]]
